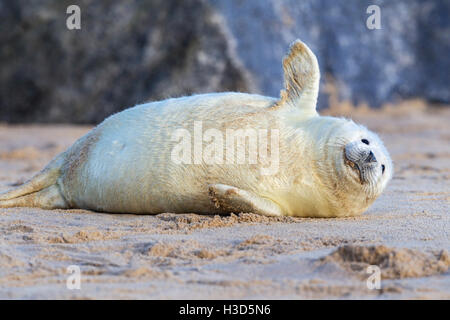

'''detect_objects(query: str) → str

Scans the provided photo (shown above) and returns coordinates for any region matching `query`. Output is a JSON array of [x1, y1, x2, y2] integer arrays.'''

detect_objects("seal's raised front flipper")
[[208, 184, 283, 216], [0, 154, 68, 209], [273, 39, 320, 117]]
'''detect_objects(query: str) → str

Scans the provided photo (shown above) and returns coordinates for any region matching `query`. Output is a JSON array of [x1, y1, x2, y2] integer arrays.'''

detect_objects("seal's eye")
[[381, 164, 385, 174], [361, 139, 369, 145]]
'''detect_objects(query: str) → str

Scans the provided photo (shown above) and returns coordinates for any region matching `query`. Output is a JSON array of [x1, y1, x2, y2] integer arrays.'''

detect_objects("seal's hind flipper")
[[0, 153, 68, 209], [273, 39, 320, 117], [0, 184, 68, 209], [208, 184, 283, 216]]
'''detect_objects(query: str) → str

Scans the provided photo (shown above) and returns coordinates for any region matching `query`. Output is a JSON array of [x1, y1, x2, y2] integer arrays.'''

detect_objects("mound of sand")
[[321, 245, 449, 279]]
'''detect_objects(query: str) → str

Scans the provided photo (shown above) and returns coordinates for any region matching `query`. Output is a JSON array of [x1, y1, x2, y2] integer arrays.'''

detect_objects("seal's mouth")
[[344, 154, 363, 183], [344, 149, 379, 185]]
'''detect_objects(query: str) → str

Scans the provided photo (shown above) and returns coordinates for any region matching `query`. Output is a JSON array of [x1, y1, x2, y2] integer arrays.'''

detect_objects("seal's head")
[[274, 39, 393, 216], [330, 120, 393, 201]]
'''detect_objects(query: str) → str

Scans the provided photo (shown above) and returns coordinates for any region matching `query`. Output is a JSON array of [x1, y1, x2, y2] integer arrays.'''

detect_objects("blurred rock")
[[0, 0, 252, 123], [0, 0, 448, 123]]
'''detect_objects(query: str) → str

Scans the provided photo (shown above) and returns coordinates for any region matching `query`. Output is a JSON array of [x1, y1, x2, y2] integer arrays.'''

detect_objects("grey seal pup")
[[0, 40, 392, 217]]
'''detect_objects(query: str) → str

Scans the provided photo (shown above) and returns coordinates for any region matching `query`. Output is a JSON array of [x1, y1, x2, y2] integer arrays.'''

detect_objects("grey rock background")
[[0, 0, 448, 123], [212, 0, 450, 109]]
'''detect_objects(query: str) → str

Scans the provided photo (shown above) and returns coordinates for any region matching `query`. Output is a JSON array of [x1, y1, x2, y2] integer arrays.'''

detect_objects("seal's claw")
[[208, 184, 283, 217]]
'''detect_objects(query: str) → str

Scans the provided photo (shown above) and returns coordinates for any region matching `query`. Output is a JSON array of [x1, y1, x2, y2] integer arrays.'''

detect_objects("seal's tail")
[[0, 154, 68, 209]]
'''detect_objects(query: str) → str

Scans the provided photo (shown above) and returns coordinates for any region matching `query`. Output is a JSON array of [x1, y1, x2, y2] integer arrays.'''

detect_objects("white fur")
[[55, 91, 391, 217]]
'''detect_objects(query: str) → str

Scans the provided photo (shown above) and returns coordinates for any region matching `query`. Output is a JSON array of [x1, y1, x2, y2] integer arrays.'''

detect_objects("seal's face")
[[325, 120, 393, 203], [339, 124, 393, 198]]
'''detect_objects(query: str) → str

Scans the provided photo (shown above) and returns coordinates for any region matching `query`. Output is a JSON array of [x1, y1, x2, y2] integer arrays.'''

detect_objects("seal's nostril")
[[365, 151, 377, 163]]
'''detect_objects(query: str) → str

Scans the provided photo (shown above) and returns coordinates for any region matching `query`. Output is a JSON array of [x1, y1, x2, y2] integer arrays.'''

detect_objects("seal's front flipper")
[[208, 184, 283, 216], [273, 39, 320, 117]]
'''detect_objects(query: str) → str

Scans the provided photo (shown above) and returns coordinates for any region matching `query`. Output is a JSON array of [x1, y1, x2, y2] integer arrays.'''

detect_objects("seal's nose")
[[365, 151, 377, 163]]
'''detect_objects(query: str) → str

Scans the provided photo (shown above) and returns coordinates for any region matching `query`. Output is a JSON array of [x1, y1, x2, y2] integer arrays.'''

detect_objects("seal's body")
[[0, 40, 392, 217]]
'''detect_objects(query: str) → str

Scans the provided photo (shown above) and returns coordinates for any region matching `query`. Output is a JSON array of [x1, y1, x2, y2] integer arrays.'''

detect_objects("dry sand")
[[0, 103, 449, 299]]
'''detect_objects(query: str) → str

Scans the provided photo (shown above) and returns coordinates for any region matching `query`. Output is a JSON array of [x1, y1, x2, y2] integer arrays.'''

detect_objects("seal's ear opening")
[[274, 39, 320, 116]]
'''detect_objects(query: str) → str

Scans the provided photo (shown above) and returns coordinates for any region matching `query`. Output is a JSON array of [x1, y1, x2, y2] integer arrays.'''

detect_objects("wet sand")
[[0, 103, 449, 299]]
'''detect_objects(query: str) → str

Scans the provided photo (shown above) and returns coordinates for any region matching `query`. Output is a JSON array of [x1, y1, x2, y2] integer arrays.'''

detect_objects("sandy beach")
[[0, 103, 449, 299]]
